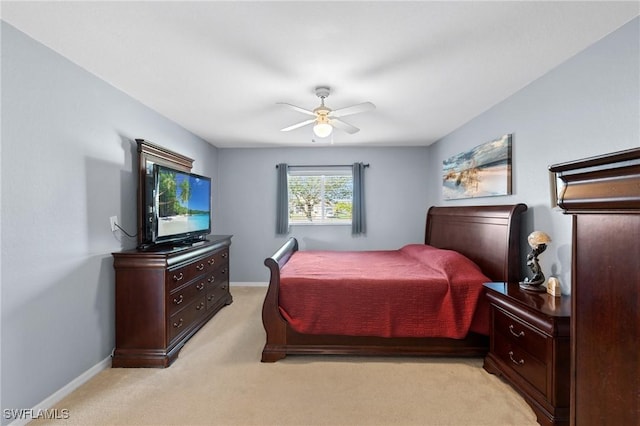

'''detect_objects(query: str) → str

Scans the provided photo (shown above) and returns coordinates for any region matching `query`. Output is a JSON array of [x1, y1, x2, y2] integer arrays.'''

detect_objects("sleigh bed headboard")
[[425, 204, 527, 283]]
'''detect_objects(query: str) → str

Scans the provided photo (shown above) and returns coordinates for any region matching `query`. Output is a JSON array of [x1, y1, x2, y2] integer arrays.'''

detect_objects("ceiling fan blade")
[[276, 102, 317, 117], [330, 118, 360, 134], [280, 118, 316, 132], [330, 101, 376, 118]]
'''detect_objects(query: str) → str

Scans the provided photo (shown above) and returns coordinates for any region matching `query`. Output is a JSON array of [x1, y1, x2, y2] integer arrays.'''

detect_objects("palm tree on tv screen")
[[158, 171, 191, 217]]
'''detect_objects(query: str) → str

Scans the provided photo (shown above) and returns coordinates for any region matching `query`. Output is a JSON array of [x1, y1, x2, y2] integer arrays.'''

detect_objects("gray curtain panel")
[[352, 162, 366, 235], [276, 163, 289, 234]]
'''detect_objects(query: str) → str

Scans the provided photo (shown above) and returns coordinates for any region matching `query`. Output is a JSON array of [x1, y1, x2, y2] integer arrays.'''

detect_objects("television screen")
[[153, 164, 211, 244]]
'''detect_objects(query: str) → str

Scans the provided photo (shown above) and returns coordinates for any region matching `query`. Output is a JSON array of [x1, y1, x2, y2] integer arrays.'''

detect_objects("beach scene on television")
[[442, 134, 512, 200], [157, 169, 210, 237]]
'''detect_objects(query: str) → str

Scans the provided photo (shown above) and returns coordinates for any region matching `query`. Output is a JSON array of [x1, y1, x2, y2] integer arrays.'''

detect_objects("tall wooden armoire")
[[550, 148, 639, 425]]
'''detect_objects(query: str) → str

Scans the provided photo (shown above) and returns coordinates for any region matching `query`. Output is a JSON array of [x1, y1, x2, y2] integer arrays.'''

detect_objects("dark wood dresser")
[[112, 235, 232, 368], [483, 282, 571, 426], [550, 148, 639, 425]]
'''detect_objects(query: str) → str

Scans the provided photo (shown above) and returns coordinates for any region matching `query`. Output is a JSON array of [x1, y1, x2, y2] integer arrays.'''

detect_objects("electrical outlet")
[[110, 216, 118, 232]]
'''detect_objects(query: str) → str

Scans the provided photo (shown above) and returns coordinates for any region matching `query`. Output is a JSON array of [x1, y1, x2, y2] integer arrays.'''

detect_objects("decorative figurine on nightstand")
[[519, 231, 551, 292], [547, 277, 562, 297]]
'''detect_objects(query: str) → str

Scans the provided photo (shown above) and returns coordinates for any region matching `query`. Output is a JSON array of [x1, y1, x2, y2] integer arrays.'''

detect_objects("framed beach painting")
[[442, 134, 512, 200]]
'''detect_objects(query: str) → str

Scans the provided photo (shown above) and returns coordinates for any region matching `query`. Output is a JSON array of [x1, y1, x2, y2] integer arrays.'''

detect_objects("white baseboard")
[[8, 355, 112, 426], [230, 281, 268, 287]]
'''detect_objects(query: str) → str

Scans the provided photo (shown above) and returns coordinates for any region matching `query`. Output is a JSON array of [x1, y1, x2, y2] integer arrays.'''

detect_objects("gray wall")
[[0, 22, 219, 420], [216, 146, 430, 282], [426, 17, 640, 294]]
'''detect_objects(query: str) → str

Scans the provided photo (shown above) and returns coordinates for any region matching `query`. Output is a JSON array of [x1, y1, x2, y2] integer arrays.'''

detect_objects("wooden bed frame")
[[261, 204, 528, 362]]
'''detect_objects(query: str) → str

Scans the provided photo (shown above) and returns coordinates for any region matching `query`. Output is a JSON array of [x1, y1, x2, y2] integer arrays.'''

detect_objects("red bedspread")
[[278, 244, 491, 338]]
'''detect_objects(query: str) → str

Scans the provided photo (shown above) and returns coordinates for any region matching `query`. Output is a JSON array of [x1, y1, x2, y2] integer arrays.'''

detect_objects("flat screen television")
[[143, 164, 212, 247]]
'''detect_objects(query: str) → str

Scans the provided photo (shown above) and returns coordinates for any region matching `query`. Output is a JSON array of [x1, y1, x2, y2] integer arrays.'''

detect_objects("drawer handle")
[[207, 294, 215, 302], [221, 252, 228, 258], [509, 325, 525, 338], [221, 284, 227, 290], [173, 295, 184, 305], [196, 263, 205, 271], [196, 282, 205, 291], [173, 318, 184, 329], [208, 276, 215, 283], [508, 351, 525, 366], [221, 268, 228, 275], [172, 272, 184, 282], [196, 302, 205, 311], [207, 258, 215, 265]]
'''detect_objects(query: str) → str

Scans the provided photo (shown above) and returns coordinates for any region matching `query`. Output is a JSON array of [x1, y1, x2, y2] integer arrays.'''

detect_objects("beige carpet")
[[31, 287, 537, 426]]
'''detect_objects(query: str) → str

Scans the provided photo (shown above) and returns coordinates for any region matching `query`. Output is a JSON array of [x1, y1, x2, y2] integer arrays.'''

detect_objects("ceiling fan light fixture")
[[278, 86, 374, 138], [313, 122, 333, 138]]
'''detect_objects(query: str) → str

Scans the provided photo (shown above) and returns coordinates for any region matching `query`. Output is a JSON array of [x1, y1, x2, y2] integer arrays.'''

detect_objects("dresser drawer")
[[206, 280, 230, 310], [166, 249, 228, 292], [202, 265, 228, 287], [202, 248, 229, 272], [167, 278, 207, 316], [205, 265, 229, 309], [494, 331, 547, 394], [167, 258, 208, 292], [494, 307, 547, 361], [168, 296, 207, 343]]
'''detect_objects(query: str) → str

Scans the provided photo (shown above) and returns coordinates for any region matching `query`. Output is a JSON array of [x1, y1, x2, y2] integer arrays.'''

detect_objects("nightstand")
[[483, 282, 571, 426]]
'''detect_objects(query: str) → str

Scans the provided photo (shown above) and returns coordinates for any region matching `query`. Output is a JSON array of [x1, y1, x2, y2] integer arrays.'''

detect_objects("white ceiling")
[[2, 1, 638, 148]]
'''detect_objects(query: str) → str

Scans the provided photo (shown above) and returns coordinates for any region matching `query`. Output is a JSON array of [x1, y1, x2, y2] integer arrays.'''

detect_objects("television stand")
[[112, 235, 232, 367]]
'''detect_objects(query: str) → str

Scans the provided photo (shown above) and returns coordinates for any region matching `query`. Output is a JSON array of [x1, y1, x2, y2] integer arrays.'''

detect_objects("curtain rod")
[[276, 163, 369, 168]]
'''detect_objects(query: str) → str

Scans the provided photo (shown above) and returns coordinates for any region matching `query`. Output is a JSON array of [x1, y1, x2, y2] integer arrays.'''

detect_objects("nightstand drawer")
[[494, 332, 547, 393], [483, 282, 570, 426], [494, 306, 547, 361]]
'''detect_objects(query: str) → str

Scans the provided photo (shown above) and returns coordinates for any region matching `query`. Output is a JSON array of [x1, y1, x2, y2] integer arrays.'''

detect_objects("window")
[[288, 166, 353, 225]]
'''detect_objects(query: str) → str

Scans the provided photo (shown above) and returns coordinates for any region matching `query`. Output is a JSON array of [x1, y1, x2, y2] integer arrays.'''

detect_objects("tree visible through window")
[[288, 167, 352, 224]]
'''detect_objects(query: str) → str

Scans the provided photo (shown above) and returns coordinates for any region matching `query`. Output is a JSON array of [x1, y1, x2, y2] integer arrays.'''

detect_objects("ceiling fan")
[[278, 87, 375, 138]]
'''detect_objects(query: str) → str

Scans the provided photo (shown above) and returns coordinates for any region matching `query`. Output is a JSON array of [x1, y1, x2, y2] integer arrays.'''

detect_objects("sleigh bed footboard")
[[261, 237, 298, 362]]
